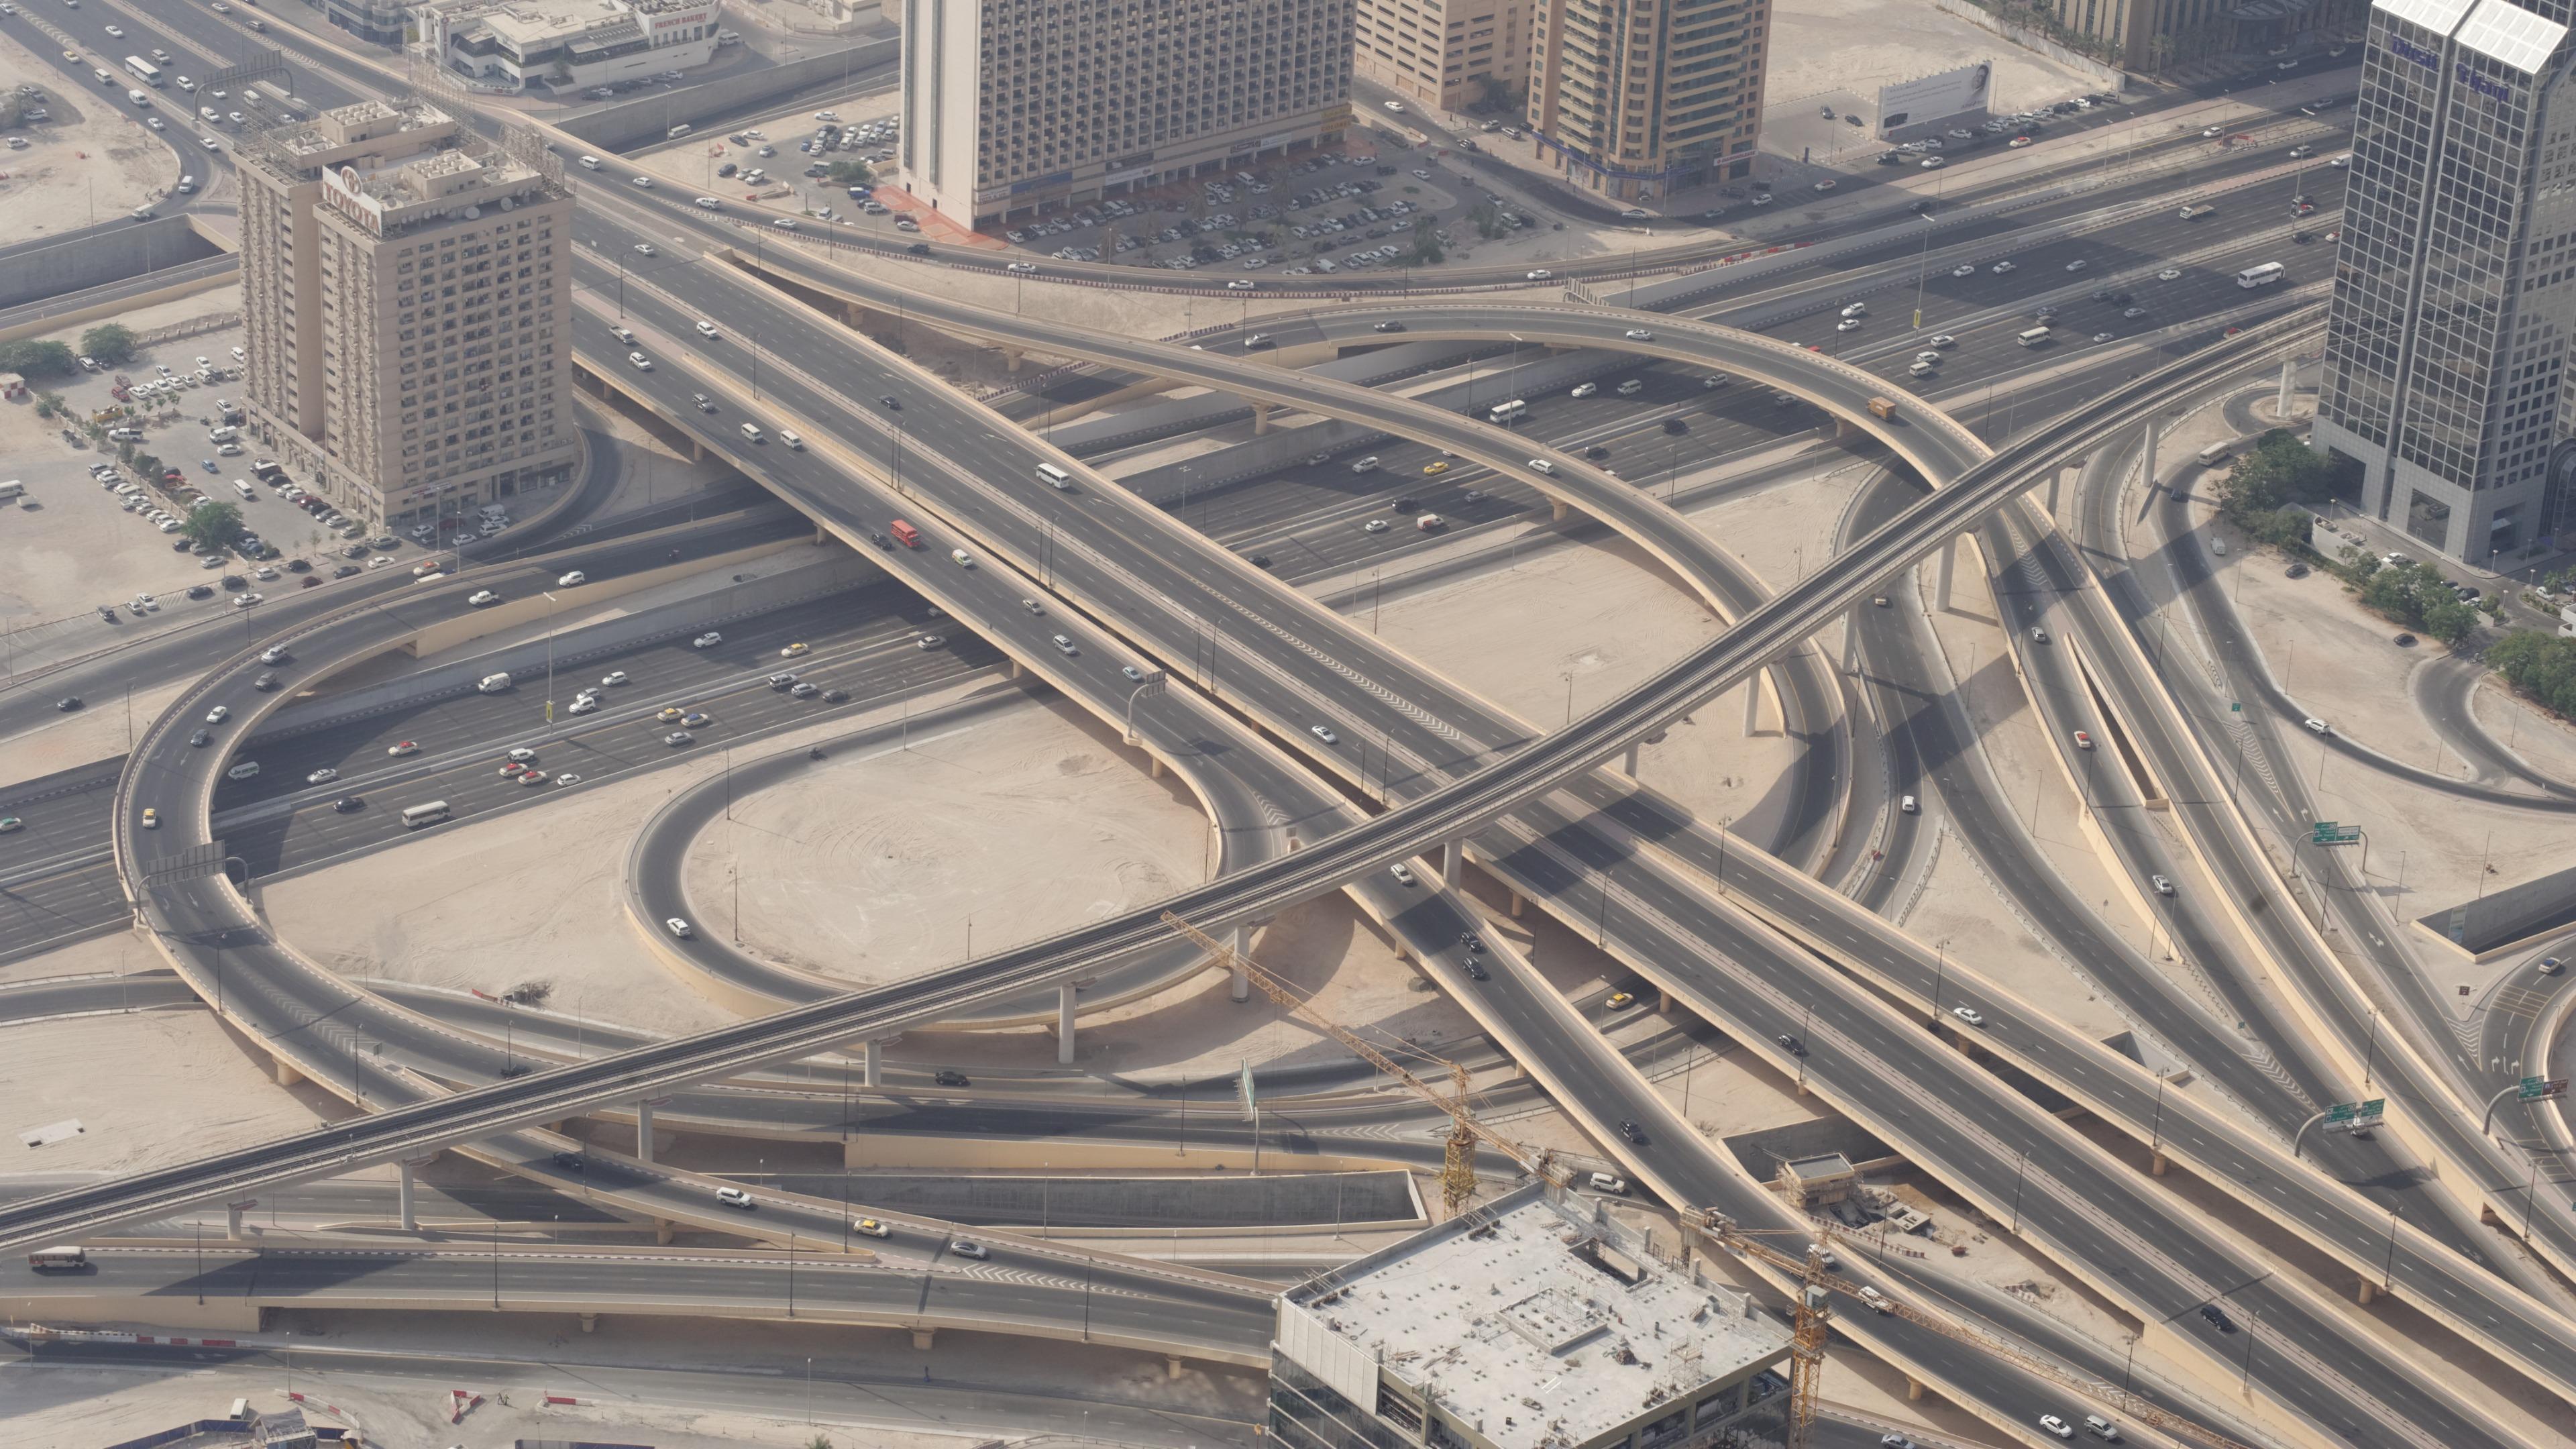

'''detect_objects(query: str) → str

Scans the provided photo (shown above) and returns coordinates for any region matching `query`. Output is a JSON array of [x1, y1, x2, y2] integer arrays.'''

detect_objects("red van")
[[888, 519, 921, 548]]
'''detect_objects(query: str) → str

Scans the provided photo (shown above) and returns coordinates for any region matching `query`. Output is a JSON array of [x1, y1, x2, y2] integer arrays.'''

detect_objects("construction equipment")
[[1701, 1212, 2264, 1449], [1164, 910, 2261, 1449], [1162, 912, 1556, 1215]]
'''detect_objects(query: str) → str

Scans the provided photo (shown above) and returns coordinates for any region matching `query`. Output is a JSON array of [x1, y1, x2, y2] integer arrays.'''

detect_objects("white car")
[[1950, 263, 1976, 277], [1006, 261, 1038, 274], [386, 741, 420, 757], [467, 590, 500, 606], [1991, 260, 2017, 274], [630, 175, 653, 189], [1389, 862, 1417, 887], [1525, 268, 1554, 280], [633, 242, 657, 256], [1623, 328, 1653, 341], [568, 696, 599, 715], [666, 917, 694, 938], [306, 768, 337, 785], [557, 570, 586, 586], [695, 320, 719, 337], [2063, 260, 2087, 272], [1310, 724, 1340, 745], [201, 136, 219, 151], [693, 632, 722, 648], [949, 1238, 990, 1259], [2157, 268, 2184, 280], [2037, 1416, 2073, 1441], [233, 592, 262, 606], [1951, 1005, 1986, 1028], [600, 671, 629, 687], [628, 351, 653, 370], [205, 705, 231, 724]]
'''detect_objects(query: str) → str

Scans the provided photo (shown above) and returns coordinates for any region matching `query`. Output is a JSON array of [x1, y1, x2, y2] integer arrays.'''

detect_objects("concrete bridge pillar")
[[1550, 498, 1571, 525], [1252, 402, 1273, 435], [1444, 840, 1466, 886], [1623, 739, 1641, 775], [1009, 657, 1024, 680], [2149, 1150, 2167, 1177], [2356, 1278, 2377, 1305], [580, 1312, 600, 1333], [2276, 356, 2295, 419], [1149, 755, 1167, 780], [1841, 612, 1860, 674], [655, 1218, 676, 1244], [1509, 889, 1525, 918], [1935, 533, 1958, 612], [2141, 420, 2159, 496], [635, 1099, 656, 1163], [1057, 983, 1078, 1065], [270, 1055, 304, 1089], [226, 1200, 253, 1240], [1657, 989, 1674, 1014], [1230, 926, 1250, 1002], [2044, 467, 2062, 516], [396, 1156, 431, 1233], [1906, 1377, 1928, 1403], [1166, 1355, 1186, 1379], [863, 1040, 883, 1089], [1003, 347, 1025, 373], [1741, 669, 1764, 737], [912, 1327, 936, 1350]]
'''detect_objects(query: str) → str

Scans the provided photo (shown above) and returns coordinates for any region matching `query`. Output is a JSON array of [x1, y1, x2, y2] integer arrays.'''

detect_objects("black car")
[[56, 697, 81, 712], [1373, 320, 1405, 333], [1464, 958, 1489, 981], [331, 796, 364, 813], [1907, 199, 1934, 215], [1774, 1032, 1807, 1057], [2200, 1303, 2235, 1332], [821, 688, 849, 702], [173, 538, 197, 552], [718, 162, 739, 177], [221, 574, 247, 590], [907, 241, 932, 255], [551, 1150, 586, 1173], [869, 531, 892, 549], [1392, 497, 1418, 514], [187, 584, 215, 599], [1248, 554, 1273, 570], [2090, 288, 2113, 303], [189, 729, 211, 747], [1584, 444, 1611, 460], [286, 557, 311, 573], [879, 394, 901, 409], [1458, 931, 1484, 951], [1662, 417, 1688, 435], [934, 1069, 971, 1087], [253, 673, 281, 692], [1617, 1120, 1648, 1145]]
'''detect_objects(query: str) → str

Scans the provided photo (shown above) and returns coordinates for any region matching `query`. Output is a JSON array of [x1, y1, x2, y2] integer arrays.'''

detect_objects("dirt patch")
[[0, 32, 182, 245]]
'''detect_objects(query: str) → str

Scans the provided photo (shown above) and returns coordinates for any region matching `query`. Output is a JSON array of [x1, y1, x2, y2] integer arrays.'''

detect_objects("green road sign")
[[2326, 1098, 2386, 1124], [2522, 1077, 2570, 1102], [2310, 822, 2361, 846]]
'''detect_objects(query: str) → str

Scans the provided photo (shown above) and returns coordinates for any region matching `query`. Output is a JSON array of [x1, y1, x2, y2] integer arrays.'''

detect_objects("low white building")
[[421, 0, 719, 93]]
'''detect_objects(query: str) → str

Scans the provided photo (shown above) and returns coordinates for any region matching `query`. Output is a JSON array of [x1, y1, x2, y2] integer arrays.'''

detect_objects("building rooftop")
[[427, 0, 704, 47], [1280, 1185, 1788, 1449], [249, 97, 561, 239]]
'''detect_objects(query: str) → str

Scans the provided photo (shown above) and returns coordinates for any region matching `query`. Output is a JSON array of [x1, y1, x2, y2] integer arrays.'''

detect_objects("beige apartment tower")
[[900, 0, 1356, 231], [1527, 0, 1770, 203], [239, 98, 578, 535], [1354, 0, 1529, 113]]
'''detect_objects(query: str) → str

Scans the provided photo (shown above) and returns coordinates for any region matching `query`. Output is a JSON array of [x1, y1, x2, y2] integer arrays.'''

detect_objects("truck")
[[1415, 513, 1446, 531], [1866, 395, 1898, 421], [2178, 203, 2216, 220], [476, 672, 513, 694], [888, 519, 922, 548]]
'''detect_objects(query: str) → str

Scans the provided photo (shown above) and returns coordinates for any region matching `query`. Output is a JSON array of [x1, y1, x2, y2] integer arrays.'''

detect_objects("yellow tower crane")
[[1159, 912, 2267, 1449], [1161, 911, 1557, 1216]]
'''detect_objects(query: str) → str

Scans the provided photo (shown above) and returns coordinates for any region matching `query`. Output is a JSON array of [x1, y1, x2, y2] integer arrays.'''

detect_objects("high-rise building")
[[2316, 0, 2576, 564], [1354, 0, 1529, 113], [238, 98, 578, 535], [1269, 1183, 1792, 1449], [898, 0, 1355, 231], [1523, 0, 1770, 202]]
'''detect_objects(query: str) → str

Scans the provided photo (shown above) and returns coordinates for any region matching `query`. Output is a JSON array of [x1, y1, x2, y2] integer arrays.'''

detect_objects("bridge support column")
[[1935, 534, 1957, 611], [863, 1039, 883, 1089], [1227, 926, 1252, 1002], [1057, 983, 1078, 1065], [1009, 657, 1024, 680], [226, 1200, 252, 1240], [1509, 889, 1525, 918], [1003, 347, 1024, 374], [655, 1218, 676, 1244], [1149, 755, 1167, 780], [1906, 1377, 1927, 1403], [1444, 839, 1465, 886], [2149, 1149, 2167, 1177], [2043, 468, 2061, 515], [1741, 669, 1763, 736], [2277, 356, 2296, 419], [1550, 498, 1570, 525], [2356, 1278, 2377, 1305], [580, 1313, 600, 1333], [397, 1157, 423, 1233], [635, 1100, 655, 1163], [1166, 1354, 1186, 1379], [270, 1055, 304, 1088], [912, 1327, 936, 1350], [1841, 612, 1860, 674], [1252, 402, 1274, 435], [1657, 989, 1674, 1014], [2141, 419, 2159, 494]]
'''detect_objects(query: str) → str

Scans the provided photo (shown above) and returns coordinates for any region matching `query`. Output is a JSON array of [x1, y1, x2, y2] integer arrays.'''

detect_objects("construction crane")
[[1163, 913, 2259, 1449], [1161, 912, 1557, 1215]]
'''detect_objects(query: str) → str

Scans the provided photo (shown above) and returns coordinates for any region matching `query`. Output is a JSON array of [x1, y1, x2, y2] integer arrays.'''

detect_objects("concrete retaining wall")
[[0, 217, 226, 313], [778, 1169, 1423, 1229], [556, 43, 899, 153], [1927, 0, 2128, 85]]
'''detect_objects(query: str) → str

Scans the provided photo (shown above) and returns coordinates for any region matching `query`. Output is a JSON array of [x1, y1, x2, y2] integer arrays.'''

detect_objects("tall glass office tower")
[[2316, 0, 2576, 564]]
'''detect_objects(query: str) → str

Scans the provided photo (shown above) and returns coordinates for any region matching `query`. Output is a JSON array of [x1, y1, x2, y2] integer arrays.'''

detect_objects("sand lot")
[[0, 988, 321, 1177], [0, 32, 182, 246], [679, 691, 1207, 989]]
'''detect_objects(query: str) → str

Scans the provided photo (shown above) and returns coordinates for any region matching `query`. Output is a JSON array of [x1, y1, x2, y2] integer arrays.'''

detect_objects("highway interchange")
[[5, 10, 2575, 1448]]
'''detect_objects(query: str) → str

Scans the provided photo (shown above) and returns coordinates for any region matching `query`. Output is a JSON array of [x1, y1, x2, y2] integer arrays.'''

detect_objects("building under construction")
[[1269, 1182, 1792, 1449]]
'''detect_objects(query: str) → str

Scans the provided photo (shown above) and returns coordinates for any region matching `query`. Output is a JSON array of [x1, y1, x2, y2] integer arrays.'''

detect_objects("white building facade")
[[900, 0, 1355, 231], [421, 0, 720, 93]]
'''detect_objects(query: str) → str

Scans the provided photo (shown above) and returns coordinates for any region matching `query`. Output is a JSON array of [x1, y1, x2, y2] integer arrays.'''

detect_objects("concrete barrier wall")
[[780, 1169, 1422, 1230], [557, 42, 900, 153], [0, 217, 225, 313]]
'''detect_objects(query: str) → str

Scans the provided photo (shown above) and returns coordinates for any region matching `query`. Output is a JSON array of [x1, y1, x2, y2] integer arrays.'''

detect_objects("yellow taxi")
[[657, 706, 686, 722], [1421, 460, 1450, 475]]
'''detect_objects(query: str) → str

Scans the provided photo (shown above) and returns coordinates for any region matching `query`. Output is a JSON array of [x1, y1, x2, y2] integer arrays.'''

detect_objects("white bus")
[[2235, 262, 2287, 289], [2016, 326, 2052, 347], [123, 56, 162, 88], [1487, 398, 1529, 425], [400, 801, 452, 829], [1034, 462, 1073, 490], [27, 1246, 88, 1271]]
